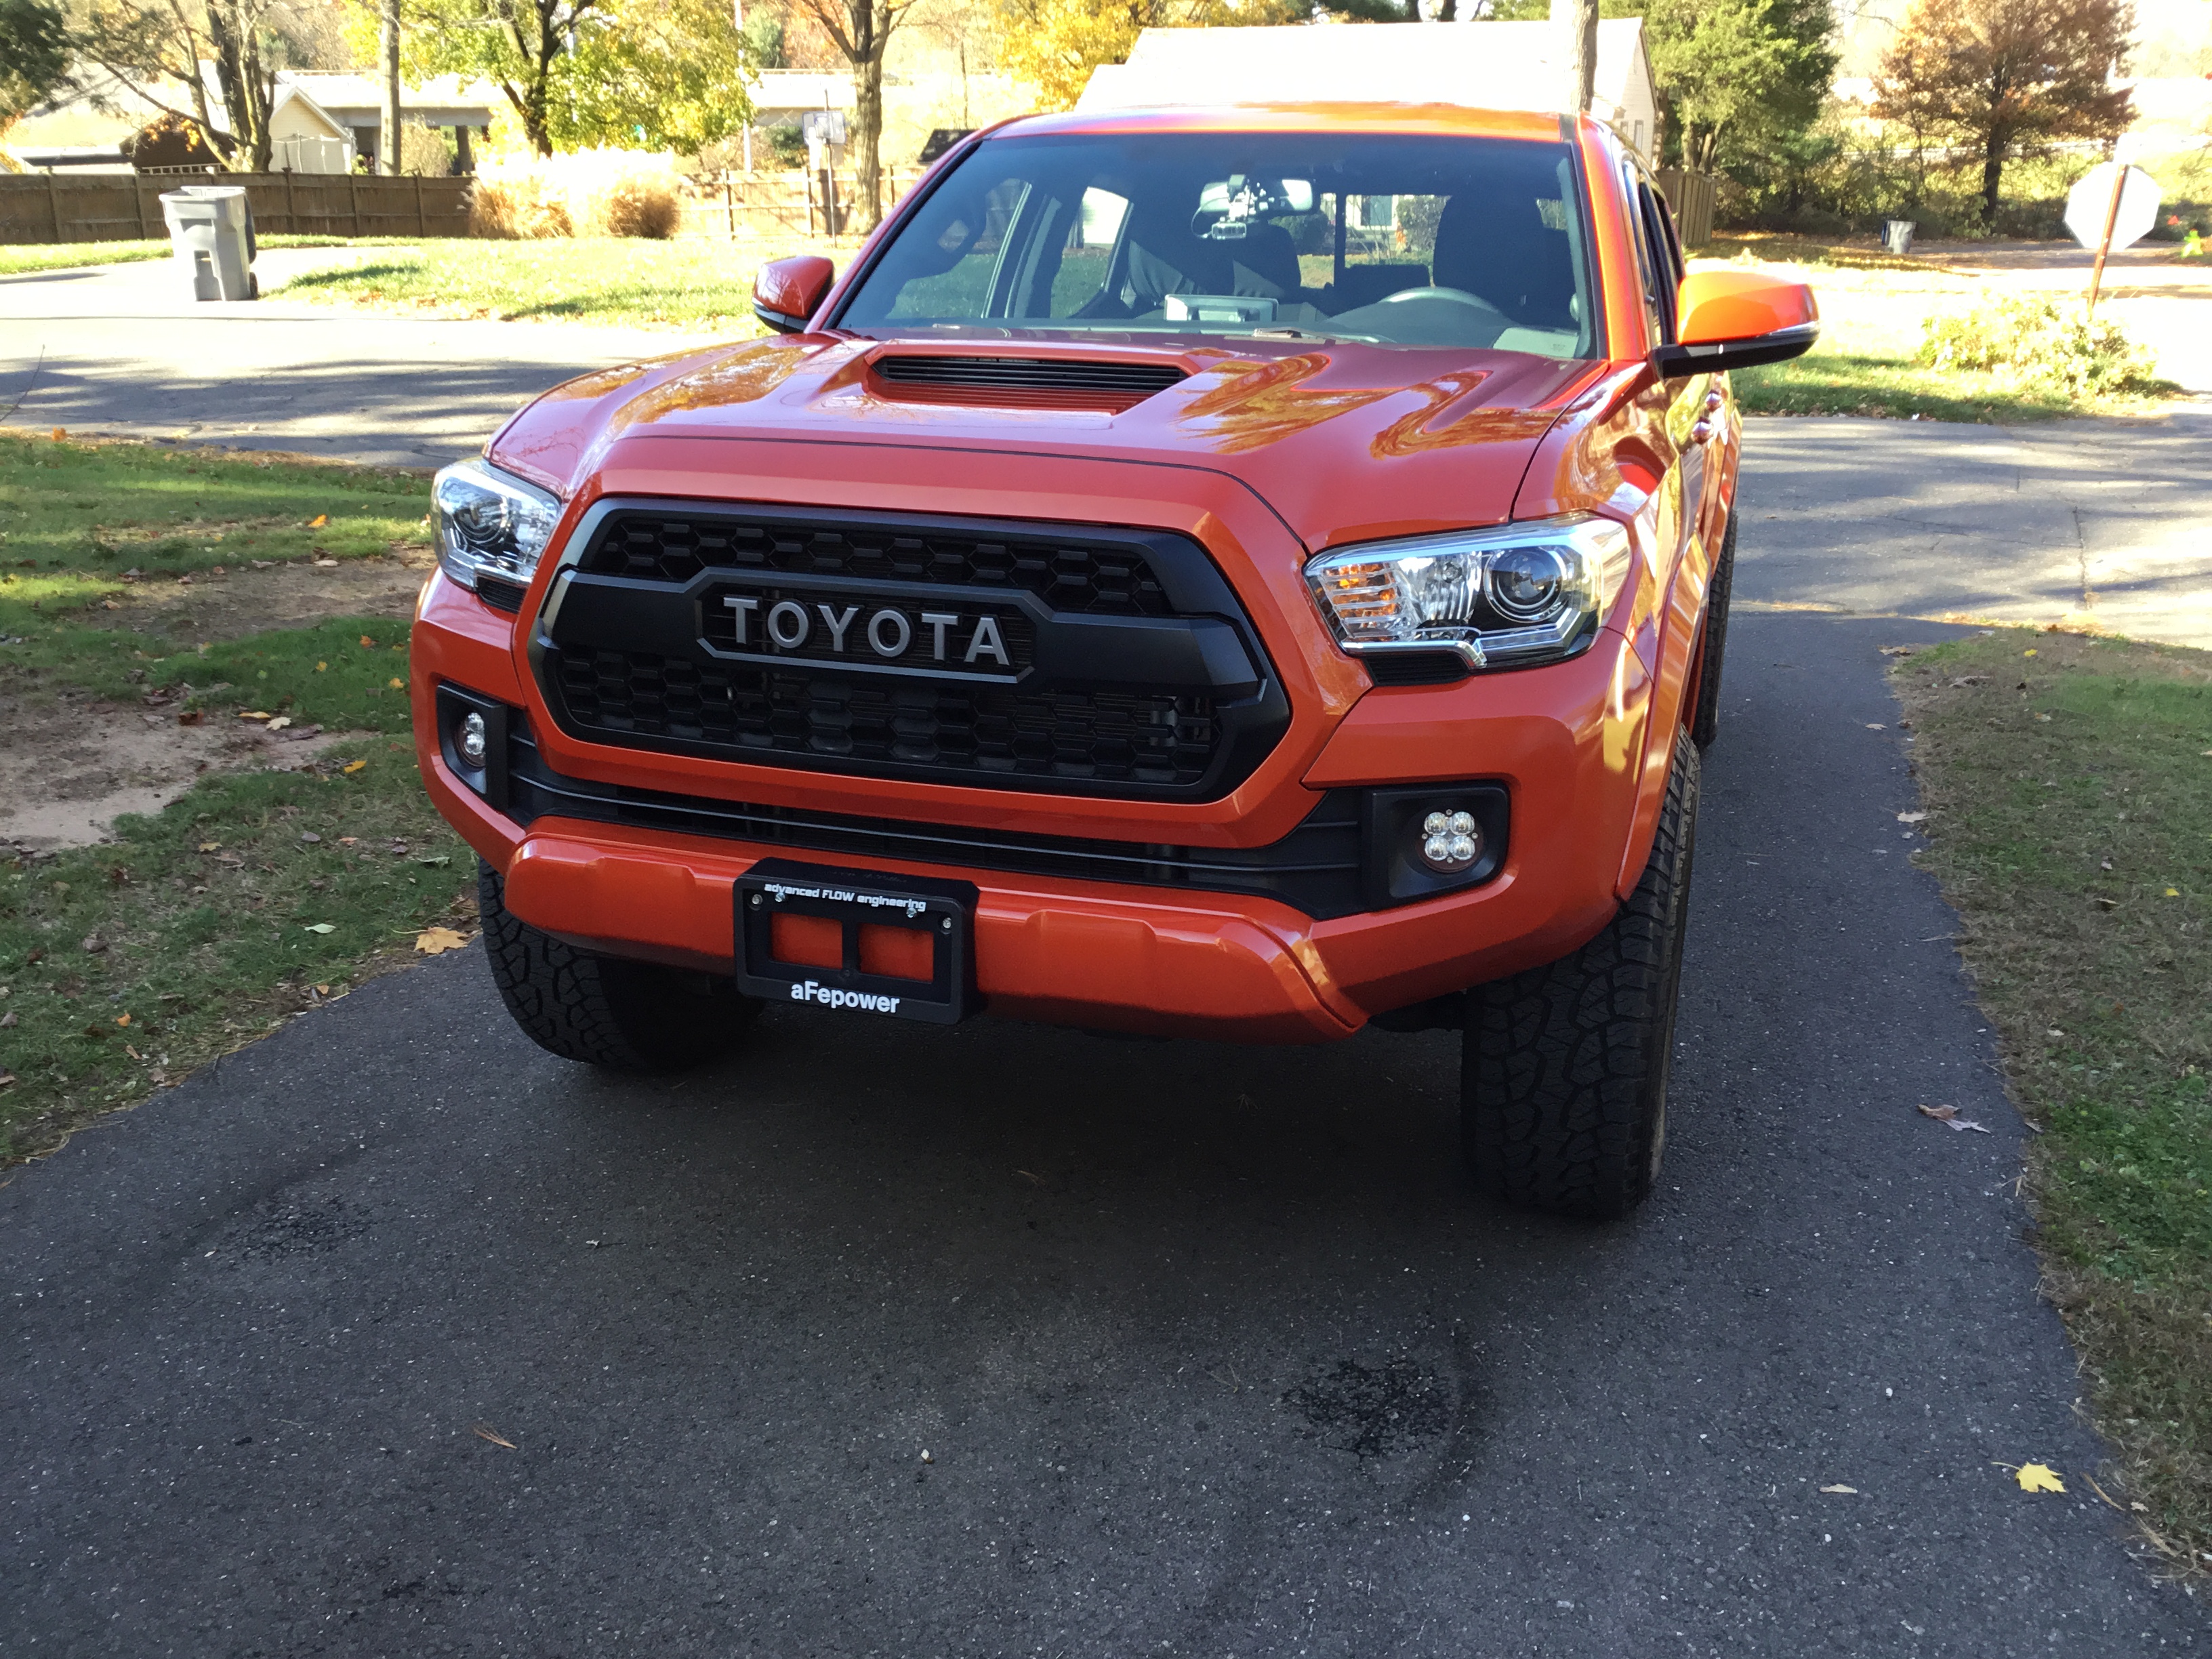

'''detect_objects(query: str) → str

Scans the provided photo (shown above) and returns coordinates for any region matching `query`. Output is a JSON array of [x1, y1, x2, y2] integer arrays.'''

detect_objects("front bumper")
[[413, 569, 1655, 1043]]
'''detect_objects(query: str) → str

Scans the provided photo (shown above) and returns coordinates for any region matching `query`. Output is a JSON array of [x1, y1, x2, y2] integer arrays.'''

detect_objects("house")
[[1078, 19, 1660, 159], [201, 69, 500, 174]]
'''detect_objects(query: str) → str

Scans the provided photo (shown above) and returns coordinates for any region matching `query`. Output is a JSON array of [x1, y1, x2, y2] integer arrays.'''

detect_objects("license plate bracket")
[[735, 859, 978, 1025]]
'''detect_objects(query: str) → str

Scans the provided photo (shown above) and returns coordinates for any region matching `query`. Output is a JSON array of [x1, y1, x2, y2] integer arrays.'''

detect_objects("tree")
[[995, 0, 1302, 115], [75, 0, 285, 169], [790, 0, 927, 229], [1613, 0, 1835, 173], [1873, 0, 2132, 223], [386, 0, 754, 156], [1, 0, 73, 130]]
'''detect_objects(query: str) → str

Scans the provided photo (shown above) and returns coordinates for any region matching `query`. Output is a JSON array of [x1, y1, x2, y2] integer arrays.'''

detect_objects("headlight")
[[432, 458, 562, 593], [1303, 514, 1634, 672]]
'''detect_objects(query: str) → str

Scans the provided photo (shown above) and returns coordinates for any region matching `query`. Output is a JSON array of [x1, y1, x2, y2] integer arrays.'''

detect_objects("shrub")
[[1919, 297, 2163, 398], [467, 148, 684, 240]]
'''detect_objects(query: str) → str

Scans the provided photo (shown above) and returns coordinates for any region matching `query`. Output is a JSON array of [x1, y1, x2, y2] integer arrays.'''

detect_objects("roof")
[[1003, 102, 1573, 142], [1078, 20, 1652, 127]]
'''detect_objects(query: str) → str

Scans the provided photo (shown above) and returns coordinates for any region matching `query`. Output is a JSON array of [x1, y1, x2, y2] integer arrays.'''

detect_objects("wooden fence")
[[1656, 169, 1717, 249], [0, 173, 473, 245], [677, 168, 928, 241]]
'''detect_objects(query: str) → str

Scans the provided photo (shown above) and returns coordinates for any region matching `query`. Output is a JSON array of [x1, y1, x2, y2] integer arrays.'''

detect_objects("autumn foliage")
[[1872, 0, 2133, 224]]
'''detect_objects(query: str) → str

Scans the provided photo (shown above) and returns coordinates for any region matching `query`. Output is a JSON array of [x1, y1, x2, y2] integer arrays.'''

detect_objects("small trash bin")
[[1882, 218, 1917, 256], [159, 185, 259, 302]]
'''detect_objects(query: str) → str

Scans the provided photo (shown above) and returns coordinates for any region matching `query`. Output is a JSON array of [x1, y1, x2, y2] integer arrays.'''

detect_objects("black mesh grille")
[[873, 356, 1186, 398], [556, 648, 1218, 788], [583, 514, 1174, 614]]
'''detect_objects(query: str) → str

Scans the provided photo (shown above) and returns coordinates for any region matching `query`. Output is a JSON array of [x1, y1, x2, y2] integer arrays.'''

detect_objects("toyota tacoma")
[[413, 104, 1817, 1217]]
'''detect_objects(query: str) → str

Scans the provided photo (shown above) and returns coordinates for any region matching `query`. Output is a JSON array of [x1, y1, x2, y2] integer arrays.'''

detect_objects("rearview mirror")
[[754, 255, 836, 334], [1652, 270, 1819, 375]]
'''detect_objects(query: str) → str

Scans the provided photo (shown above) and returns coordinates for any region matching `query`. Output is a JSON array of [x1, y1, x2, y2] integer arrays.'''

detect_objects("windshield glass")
[[839, 131, 1597, 359]]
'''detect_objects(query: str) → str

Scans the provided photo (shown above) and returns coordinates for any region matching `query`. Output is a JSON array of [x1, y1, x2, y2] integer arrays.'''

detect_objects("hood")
[[489, 333, 1599, 553]]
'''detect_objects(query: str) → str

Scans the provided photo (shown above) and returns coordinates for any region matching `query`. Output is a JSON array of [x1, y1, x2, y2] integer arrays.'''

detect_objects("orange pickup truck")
[[411, 104, 1816, 1217]]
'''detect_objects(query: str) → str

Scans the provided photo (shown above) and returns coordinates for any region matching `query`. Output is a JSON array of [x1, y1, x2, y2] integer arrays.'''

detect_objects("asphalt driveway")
[[3, 607, 2202, 1656]]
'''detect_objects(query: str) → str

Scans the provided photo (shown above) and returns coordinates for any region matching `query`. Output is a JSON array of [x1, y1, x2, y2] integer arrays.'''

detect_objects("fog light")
[[458, 710, 488, 769], [1418, 809, 1482, 873]]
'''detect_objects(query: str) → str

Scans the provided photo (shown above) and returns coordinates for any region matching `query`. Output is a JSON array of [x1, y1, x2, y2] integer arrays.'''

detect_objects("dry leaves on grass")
[[414, 926, 470, 956]]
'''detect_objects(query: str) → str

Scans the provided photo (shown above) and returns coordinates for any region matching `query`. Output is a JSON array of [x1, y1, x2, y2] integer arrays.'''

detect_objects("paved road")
[[3, 609, 2201, 1656], [1, 252, 716, 469]]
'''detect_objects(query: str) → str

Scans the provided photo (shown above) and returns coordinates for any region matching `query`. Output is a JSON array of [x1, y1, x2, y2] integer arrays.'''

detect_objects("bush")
[[1919, 297, 2163, 398], [468, 148, 683, 240]]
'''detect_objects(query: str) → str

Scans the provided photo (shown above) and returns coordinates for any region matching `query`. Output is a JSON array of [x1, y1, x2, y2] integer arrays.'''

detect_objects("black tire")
[[1461, 729, 1700, 1219], [477, 859, 758, 1072], [1689, 509, 1737, 752]]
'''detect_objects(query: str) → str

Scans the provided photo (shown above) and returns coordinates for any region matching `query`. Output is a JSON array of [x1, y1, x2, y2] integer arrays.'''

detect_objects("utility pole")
[[1555, 0, 1596, 116], [380, 0, 403, 177]]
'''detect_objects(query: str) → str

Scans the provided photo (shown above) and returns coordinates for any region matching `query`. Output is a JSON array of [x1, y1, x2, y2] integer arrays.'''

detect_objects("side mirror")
[[1652, 270, 1819, 375], [754, 255, 836, 334]]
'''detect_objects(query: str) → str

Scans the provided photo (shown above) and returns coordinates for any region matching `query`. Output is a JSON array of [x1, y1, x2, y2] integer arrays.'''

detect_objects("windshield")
[[839, 131, 1597, 359]]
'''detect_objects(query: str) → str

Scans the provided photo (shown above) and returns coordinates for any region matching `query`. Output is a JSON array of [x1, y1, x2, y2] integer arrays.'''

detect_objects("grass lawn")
[[1893, 628, 2212, 1570], [273, 236, 836, 331], [0, 234, 432, 279], [0, 432, 470, 1162]]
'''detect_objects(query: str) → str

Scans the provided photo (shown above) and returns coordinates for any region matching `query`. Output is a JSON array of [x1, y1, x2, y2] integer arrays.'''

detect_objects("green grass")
[[1734, 346, 2079, 422], [1893, 628, 2212, 1570], [274, 236, 827, 330], [0, 234, 448, 278], [1, 434, 463, 1161]]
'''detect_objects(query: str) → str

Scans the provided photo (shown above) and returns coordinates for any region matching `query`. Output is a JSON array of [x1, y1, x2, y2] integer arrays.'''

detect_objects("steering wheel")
[[1378, 285, 1502, 310]]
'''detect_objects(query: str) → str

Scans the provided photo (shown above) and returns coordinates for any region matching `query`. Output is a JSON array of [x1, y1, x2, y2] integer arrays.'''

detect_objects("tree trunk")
[[856, 49, 884, 230], [1553, 0, 1597, 115], [381, 0, 403, 176]]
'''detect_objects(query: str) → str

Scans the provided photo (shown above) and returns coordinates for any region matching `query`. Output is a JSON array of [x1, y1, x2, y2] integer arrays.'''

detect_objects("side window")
[[1639, 184, 1684, 340], [1620, 169, 1667, 345], [1049, 188, 1127, 316]]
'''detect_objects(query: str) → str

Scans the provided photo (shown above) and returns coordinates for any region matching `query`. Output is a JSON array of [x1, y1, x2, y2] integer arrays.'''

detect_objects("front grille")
[[555, 648, 1218, 789], [504, 729, 1370, 918], [538, 503, 1290, 802], [582, 513, 1173, 615]]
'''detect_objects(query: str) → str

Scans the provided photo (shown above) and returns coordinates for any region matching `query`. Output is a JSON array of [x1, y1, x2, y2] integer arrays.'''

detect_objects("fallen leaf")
[[303, 922, 337, 935], [267, 716, 292, 731], [1820, 1484, 1858, 1494], [2015, 1463, 2065, 1494], [342, 760, 366, 775], [1896, 811, 1926, 824], [471, 1424, 517, 1449], [415, 926, 469, 956], [306, 514, 329, 529]]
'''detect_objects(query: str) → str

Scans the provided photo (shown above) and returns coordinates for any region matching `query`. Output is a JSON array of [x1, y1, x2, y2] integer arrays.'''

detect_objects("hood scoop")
[[869, 354, 1186, 412]]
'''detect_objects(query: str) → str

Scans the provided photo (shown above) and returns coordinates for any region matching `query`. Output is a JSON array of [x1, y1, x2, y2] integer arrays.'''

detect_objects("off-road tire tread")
[[1462, 730, 1699, 1218], [477, 860, 751, 1071], [1690, 509, 1737, 751]]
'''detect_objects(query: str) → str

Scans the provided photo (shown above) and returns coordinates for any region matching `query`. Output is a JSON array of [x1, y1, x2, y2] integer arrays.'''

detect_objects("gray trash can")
[[159, 185, 259, 301], [1882, 218, 1917, 256]]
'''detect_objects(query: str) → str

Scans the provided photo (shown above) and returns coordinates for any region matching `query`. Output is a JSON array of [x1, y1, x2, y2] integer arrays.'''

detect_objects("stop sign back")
[[2065, 163, 2160, 253]]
